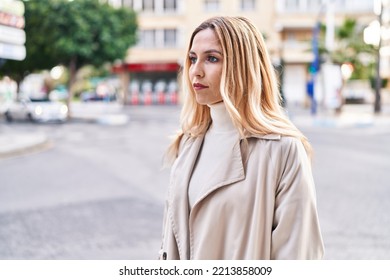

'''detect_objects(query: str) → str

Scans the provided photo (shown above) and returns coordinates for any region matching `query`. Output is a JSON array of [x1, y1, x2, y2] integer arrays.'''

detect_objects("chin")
[[194, 96, 208, 105], [195, 96, 223, 106]]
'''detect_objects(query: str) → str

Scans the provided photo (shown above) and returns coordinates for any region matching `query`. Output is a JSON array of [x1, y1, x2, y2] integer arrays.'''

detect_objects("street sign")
[[0, 11, 25, 29], [0, 42, 26, 61], [0, 0, 25, 17], [0, 0, 25, 61], [0, 24, 26, 45]]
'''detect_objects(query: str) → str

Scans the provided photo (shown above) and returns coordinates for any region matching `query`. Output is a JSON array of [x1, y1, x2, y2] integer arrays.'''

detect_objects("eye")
[[207, 56, 219, 63], [189, 55, 197, 64]]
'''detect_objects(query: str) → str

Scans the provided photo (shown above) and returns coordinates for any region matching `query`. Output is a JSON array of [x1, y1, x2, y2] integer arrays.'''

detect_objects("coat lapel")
[[191, 138, 246, 209], [189, 133, 280, 213]]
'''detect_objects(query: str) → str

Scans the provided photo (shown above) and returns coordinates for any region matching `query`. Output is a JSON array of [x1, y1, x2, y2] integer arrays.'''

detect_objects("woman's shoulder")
[[249, 134, 307, 159], [249, 133, 300, 147]]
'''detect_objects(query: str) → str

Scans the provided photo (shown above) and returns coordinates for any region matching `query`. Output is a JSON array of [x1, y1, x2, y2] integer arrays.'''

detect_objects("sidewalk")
[[0, 131, 51, 159], [71, 101, 129, 125], [287, 103, 390, 129], [0, 102, 126, 159]]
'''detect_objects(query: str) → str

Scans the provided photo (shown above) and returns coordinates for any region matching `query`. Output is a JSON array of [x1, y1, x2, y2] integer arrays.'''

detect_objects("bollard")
[[157, 91, 165, 105], [170, 91, 178, 105], [144, 90, 152, 105], [131, 91, 139, 105]]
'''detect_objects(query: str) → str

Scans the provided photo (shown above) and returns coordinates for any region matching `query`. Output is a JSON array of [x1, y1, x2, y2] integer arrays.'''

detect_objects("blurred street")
[[0, 104, 180, 259], [0, 102, 390, 259], [290, 103, 390, 259]]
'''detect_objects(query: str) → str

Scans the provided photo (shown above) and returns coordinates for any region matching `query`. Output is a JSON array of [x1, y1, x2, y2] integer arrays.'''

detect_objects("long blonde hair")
[[166, 16, 311, 163]]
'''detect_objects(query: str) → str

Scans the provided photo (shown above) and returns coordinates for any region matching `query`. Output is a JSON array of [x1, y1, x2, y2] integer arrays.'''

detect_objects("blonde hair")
[[166, 16, 311, 163]]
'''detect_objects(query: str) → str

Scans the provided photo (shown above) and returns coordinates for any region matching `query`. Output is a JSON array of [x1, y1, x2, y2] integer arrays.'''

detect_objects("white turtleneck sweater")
[[188, 102, 240, 210]]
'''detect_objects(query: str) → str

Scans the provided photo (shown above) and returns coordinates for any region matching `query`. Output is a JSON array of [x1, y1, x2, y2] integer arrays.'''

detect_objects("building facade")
[[107, 0, 376, 105], [276, 0, 376, 105]]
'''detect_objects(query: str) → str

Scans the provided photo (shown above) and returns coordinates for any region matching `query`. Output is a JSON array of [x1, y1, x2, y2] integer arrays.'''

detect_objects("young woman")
[[160, 16, 324, 260]]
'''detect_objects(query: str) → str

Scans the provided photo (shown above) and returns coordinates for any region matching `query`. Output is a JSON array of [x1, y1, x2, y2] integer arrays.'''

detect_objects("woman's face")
[[189, 28, 223, 105]]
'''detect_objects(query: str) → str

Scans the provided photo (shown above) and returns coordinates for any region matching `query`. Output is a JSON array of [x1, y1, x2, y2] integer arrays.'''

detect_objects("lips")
[[193, 83, 209, 90]]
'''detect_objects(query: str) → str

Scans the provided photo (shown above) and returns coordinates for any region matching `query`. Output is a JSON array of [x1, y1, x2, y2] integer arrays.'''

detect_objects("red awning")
[[112, 62, 180, 73]]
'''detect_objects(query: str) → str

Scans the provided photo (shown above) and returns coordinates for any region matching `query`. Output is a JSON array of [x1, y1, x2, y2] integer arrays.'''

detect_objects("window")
[[139, 29, 156, 48], [337, 0, 346, 9], [164, 0, 177, 11], [106, 0, 122, 8], [164, 29, 177, 47], [137, 29, 178, 48], [240, 0, 255, 11], [307, 0, 322, 11], [204, 0, 219, 11], [343, 0, 373, 12], [285, 0, 299, 11], [121, 0, 133, 9], [286, 31, 296, 42], [142, 0, 154, 11]]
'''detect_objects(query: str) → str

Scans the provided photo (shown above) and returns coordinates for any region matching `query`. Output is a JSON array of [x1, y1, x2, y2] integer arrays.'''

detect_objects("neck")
[[208, 102, 236, 132]]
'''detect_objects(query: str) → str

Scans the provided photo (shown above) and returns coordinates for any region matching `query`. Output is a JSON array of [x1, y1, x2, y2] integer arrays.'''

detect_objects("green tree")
[[1, 0, 137, 110], [323, 18, 375, 80]]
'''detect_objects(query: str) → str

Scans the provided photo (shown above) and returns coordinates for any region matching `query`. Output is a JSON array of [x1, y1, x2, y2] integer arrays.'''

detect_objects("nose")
[[191, 61, 204, 78]]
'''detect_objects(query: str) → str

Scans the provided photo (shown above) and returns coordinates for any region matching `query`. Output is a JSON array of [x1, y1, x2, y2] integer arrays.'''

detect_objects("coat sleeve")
[[271, 137, 324, 259]]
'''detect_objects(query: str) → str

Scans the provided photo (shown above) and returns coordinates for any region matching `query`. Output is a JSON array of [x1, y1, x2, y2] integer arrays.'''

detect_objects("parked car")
[[342, 80, 373, 104], [80, 91, 116, 102], [49, 85, 69, 101], [4, 97, 68, 123]]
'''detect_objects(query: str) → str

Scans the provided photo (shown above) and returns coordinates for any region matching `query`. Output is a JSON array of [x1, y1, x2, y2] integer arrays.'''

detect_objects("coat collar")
[[168, 131, 280, 259], [242, 133, 281, 140]]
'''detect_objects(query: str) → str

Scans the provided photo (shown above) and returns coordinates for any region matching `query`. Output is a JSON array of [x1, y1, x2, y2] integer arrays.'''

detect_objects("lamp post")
[[374, 0, 383, 113], [365, 0, 388, 113]]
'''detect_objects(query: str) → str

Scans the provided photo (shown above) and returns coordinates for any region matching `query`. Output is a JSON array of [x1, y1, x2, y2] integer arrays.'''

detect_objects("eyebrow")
[[189, 49, 222, 55]]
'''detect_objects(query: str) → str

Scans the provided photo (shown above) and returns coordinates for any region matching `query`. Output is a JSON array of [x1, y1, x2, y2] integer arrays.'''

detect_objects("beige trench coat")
[[159, 133, 324, 260]]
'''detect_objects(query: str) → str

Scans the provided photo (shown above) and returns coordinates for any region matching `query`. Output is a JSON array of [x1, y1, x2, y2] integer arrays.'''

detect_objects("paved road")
[[0, 104, 390, 259], [0, 106, 180, 259], [298, 122, 390, 259]]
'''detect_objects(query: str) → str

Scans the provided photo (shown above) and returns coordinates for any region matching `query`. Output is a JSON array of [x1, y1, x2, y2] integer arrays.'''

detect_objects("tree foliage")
[[1, 0, 137, 87], [321, 18, 376, 80]]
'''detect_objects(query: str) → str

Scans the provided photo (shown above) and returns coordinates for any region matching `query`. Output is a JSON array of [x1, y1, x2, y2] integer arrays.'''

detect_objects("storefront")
[[112, 62, 180, 105]]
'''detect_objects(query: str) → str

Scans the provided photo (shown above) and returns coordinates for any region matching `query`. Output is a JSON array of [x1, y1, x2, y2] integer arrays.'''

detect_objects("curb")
[[292, 113, 390, 129], [287, 103, 390, 129], [72, 114, 130, 126], [95, 114, 129, 126], [0, 133, 52, 160]]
